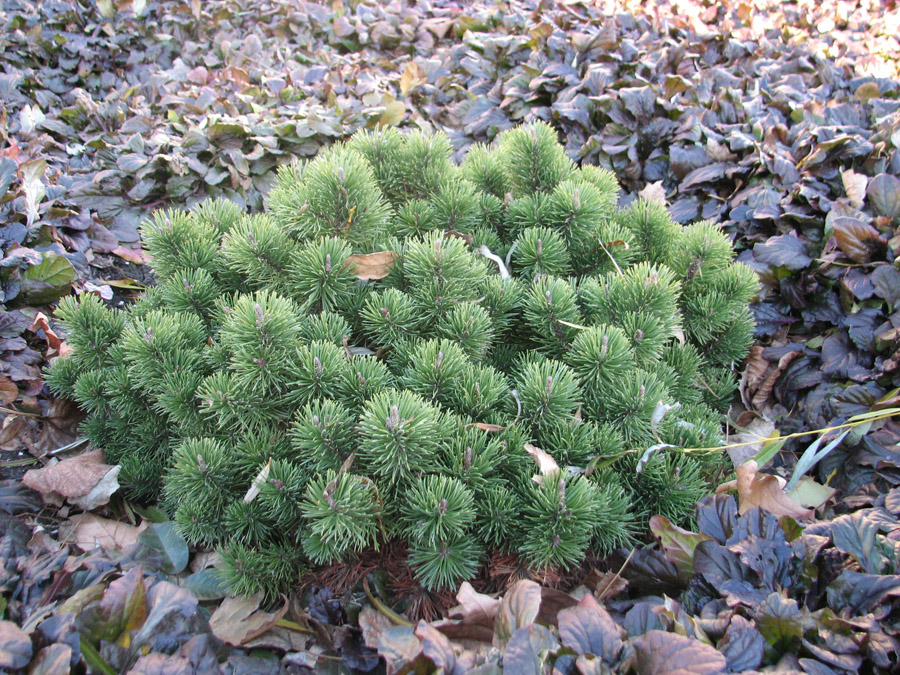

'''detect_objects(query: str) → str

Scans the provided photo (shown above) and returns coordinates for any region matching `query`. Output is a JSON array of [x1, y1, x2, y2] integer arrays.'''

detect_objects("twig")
[[597, 548, 635, 601]]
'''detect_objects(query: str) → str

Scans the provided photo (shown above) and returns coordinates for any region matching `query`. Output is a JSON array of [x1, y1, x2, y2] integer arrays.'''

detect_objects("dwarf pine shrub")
[[47, 123, 757, 598]]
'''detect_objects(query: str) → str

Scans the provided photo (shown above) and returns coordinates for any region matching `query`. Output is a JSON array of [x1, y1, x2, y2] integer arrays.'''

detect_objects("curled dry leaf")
[[725, 416, 776, 467], [344, 251, 397, 280], [717, 461, 813, 519], [842, 169, 868, 210], [22, 449, 120, 509], [524, 443, 560, 485], [28, 312, 70, 359], [447, 581, 501, 624]]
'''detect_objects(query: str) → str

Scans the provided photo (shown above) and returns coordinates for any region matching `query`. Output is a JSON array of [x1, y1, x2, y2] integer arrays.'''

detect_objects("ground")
[[0, 0, 899, 672]]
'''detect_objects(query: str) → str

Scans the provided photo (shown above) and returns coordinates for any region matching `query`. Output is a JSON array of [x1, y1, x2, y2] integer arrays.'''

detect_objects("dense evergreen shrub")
[[47, 123, 757, 598]]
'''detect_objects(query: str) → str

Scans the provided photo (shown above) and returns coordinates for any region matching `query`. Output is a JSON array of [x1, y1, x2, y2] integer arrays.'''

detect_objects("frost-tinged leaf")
[[632, 630, 727, 674], [827, 570, 900, 614], [831, 512, 888, 574], [502, 624, 559, 675], [131, 581, 207, 656], [0, 156, 16, 195], [557, 593, 622, 663], [495, 579, 541, 646], [378, 625, 424, 673], [117, 154, 149, 172], [0, 621, 33, 670], [868, 173, 900, 219], [717, 616, 764, 672]]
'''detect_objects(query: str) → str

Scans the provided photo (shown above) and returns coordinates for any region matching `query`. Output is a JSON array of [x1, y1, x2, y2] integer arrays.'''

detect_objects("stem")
[[363, 578, 413, 627]]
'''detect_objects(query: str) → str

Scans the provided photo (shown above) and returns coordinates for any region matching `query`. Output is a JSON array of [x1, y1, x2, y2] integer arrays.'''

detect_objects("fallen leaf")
[[0, 377, 17, 405], [787, 476, 836, 510], [344, 251, 397, 280], [447, 581, 501, 625], [21, 158, 46, 227], [22, 449, 120, 509], [61, 513, 148, 551], [112, 246, 151, 265], [842, 169, 868, 210], [639, 181, 667, 206], [29, 312, 70, 358], [359, 606, 394, 650], [719, 461, 813, 519], [524, 443, 560, 485], [465, 422, 506, 432], [725, 416, 776, 467], [209, 593, 288, 646]]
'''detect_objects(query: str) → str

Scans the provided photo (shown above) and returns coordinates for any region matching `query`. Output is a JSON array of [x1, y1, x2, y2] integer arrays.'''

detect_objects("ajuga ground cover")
[[46, 122, 757, 599]]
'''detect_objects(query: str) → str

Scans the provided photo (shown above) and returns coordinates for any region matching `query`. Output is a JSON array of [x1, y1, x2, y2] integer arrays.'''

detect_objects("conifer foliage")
[[48, 123, 757, 599]]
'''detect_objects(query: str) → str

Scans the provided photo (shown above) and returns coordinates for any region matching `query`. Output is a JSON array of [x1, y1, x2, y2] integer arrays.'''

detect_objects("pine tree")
[[49, 123, 757, 600]]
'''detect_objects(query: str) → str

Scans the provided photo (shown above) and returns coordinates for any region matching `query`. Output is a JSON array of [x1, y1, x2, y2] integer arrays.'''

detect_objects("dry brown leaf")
[[359, 605, 394, 650], [344, 251, 397, 280], [0, 377, 17, 406], [29, 313, 70, 359], [524, 443, 560, 485], [466, 422, 506, 433], [719, 460, 813, 519], [447, 581, 501, 625], [210, 594, 288, 646], [586, 569, 629, 601], [22, 449, 119, 509], [61, 513, 147, 551], [740, 346, 802, 412]]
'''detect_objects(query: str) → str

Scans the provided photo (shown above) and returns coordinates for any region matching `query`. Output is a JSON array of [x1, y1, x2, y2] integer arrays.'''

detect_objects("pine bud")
[[314, 356, 323, 378], [439, 498, 448, 514], [325, 254, 332, 273]]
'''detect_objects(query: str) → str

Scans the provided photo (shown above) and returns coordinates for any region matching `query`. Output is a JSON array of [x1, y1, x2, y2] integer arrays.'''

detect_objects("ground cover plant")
[[44, 122, 757, 602], [2, 0, 900, 672]]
